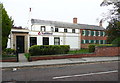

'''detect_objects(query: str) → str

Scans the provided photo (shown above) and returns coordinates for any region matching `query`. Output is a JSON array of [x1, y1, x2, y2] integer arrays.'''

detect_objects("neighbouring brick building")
[[73, 18, 107, 48]]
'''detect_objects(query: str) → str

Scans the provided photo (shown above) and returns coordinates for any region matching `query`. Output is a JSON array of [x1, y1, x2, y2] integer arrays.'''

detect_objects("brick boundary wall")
[[30, 47, 120, 61], [95, 47, 120, 56], [1, 47, 119, 62]]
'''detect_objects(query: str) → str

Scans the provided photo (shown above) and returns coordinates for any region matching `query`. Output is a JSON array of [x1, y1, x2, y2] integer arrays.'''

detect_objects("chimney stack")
[[73, 17, 77, 24], [99, 19, 103, 27]]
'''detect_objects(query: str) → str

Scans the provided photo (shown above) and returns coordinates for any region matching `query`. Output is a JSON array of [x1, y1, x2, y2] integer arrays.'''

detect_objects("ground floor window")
[[30, 37, 37, 47], [54, 37, 60, 45], [43, 37, 49, 45], [81, 40, 106, 44]]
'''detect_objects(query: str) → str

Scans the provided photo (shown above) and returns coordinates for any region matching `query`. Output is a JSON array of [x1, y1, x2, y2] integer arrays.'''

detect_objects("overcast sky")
[[1, 0, 112, 28]]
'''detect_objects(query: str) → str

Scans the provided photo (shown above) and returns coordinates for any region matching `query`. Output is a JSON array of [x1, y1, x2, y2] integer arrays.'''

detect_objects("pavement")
[[1, 56, 119, 68], [19, 53, 28, 62]]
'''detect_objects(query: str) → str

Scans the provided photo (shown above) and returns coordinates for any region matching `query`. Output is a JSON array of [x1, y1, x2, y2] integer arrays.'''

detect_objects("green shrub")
[[112, 37, 120, 47], [24, 53, 31, 60], [68, 49, 89, 54], [29, 45, 70, 56], [2, 48, 16, 57], [5, 48, 16, 54], [88, 44, 96, 53], [96, 44, 114, 47]]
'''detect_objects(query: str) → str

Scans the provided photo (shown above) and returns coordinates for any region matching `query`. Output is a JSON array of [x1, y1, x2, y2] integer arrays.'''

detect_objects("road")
[[2, 61, 119, 81]]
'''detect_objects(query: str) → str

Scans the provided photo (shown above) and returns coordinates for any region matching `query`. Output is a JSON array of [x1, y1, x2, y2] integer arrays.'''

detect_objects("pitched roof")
[[31, 19, 105, 30]]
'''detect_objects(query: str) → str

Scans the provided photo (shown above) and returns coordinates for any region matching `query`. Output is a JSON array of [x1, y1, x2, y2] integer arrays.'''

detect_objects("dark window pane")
[[64, 29, 67, 32], [30, 37, 37, 47], [54, 37, 60, 45], [55, 28, 58, 32], [72, 29, 75, 33]]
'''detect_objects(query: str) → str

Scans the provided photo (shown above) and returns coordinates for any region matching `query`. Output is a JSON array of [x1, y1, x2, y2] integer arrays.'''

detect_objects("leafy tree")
[[1, 3, 13, 50], [100, 0, 120, 43], [106, 20, 120, 43], [100, 0, 120, 21], [112, 37, 120, 46]]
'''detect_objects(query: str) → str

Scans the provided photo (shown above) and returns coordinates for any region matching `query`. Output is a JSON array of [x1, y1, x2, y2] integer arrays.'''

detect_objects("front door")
[[16, 36, 24, 53], [43, 37, 49, 45]]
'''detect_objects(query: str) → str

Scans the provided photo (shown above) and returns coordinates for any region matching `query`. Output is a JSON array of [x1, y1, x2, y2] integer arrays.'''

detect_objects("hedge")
[[29, 45, 70, 56], [88, 45, 96, 53], [88, 44, 114, 53], [2, 48, 16, 57]]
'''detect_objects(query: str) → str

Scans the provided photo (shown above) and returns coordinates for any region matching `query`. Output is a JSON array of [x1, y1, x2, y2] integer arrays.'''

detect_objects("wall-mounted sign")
[[38, 32, 53, 35]]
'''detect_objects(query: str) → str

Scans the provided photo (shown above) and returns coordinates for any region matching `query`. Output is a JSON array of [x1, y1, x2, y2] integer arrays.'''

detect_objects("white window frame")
[[64, 28, 67, 33], [98, 31, 101, 36], [72, 29, 76, 33], [94, 31, 96, 36], [51, 27, 54, 32], [41, 26, 46, 32], [103, 32, 105, 36], [55, 28, 59, 32], [82, 30, 86, 36], [54, 37, 60, 45], [88, 30, 91, 36]]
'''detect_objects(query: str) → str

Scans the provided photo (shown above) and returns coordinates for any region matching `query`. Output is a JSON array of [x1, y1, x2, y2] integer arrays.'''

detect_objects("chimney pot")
[[73, 17, 77, 24], [99, 19, 103, 27]]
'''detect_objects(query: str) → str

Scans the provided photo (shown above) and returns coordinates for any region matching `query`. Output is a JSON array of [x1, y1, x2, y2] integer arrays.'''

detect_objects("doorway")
[[43, 37, 49, 45], [16, 36, 24, 53]]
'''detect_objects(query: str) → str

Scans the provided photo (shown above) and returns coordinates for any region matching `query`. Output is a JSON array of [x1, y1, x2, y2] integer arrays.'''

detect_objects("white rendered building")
[[7, 18, 81, 53]]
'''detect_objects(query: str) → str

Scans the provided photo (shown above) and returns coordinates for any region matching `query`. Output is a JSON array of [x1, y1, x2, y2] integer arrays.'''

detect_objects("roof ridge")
[[31, 18, 105, 30]]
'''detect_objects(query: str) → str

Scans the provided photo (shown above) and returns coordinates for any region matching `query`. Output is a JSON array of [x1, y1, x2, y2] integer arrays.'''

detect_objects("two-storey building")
[[7, 18, 107, 53]]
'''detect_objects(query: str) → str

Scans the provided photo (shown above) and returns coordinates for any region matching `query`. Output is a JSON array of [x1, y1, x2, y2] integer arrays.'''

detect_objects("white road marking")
[[53, 70, 118, 79]]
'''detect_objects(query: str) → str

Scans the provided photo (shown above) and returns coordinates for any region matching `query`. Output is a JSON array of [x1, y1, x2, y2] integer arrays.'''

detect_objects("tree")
[[100, 0, 120, 43], [112, 37, 120, 46], [1, 3, 13, 50], [100, 0, 120, 21], [106, 20, 120, 43]]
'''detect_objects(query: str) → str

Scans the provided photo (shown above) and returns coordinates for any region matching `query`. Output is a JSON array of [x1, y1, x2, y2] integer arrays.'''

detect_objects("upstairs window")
[[72, 29, 75, 33], [94, 31, 96, 36], [85, 30, 89, 36], [91, 31, 94, 36], [96, 31, 99, 36], [100, 31, 104, 36], [64, 29, 67, 32], [98, 31, 101, 36], [55, 28, 59, 32], [51, 27, 54, 32], [41, 26, 46, 32], [88, 30, 91, 36], [82, 30, 85, 36], [103, 32, 106, 36]]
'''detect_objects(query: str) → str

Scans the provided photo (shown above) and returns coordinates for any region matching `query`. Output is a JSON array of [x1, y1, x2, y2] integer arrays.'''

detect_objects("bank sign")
[[38, 32, 53, 35]]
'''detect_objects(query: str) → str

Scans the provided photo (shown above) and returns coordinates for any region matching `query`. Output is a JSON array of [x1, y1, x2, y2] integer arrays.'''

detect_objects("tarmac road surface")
[[2, 61, 119, 81]]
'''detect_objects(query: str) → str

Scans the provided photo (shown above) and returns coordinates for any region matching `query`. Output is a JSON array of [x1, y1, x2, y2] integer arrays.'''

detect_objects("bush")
[[88, 45, 96, 53], [29, 45, 70, 56], [5, 48, 16, 54], [96, 44, 114, 47], [24, 53, 31, 61], [112, 37, 120, 47], [2, 48, 16, 57]]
